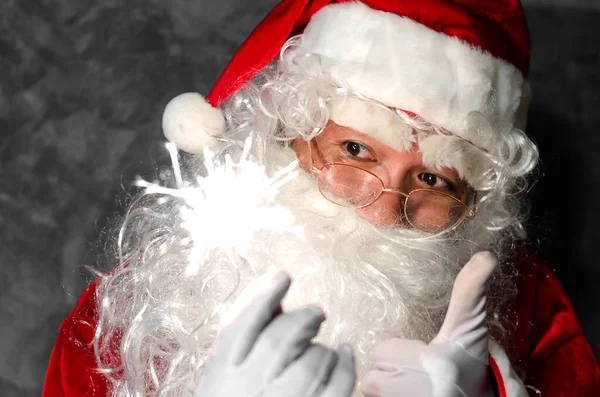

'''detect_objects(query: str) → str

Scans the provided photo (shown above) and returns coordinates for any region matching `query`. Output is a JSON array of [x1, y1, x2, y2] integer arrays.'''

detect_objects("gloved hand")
[[194, 269, 356, 397], [361, 252, 498, 397]]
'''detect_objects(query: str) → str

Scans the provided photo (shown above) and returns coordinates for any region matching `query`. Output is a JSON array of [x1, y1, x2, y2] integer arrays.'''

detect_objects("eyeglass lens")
[[317, 163, 383, 207], [404, 190, 467, 232], [317, 164, 466, 232]]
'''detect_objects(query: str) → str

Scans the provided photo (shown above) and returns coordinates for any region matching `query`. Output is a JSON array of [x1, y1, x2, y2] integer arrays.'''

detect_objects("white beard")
[[243, 147, 465, 357], [96, 141, 480, 397]]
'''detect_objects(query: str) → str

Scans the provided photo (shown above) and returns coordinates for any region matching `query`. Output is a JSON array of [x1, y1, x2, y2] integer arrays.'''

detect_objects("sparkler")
[[134, 138, 304, 276]]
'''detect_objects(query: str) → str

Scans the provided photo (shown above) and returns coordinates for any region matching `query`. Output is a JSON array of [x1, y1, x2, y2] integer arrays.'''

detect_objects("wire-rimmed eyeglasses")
[[310, 161, 477, 233]]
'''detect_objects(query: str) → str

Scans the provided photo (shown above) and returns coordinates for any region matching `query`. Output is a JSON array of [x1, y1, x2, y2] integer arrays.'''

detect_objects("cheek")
[[356, 193, 406, 227]]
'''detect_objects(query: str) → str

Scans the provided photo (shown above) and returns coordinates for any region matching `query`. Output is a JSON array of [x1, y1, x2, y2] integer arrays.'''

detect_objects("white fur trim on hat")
[[300, 3, 527, 151], [330, 97, 415, 152], [162, 92, 226, 153]]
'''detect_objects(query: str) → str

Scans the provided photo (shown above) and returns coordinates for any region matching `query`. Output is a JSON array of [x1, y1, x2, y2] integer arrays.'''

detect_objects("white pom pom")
[[162, 92, 226, 153]]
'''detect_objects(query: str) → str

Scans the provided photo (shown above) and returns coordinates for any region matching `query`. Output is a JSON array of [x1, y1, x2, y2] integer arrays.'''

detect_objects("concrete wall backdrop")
[[0, 0, 598, 395]]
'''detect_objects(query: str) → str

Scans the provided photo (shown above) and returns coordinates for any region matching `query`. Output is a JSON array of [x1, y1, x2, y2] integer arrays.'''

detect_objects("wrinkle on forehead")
[[418, 134, 491, 188]]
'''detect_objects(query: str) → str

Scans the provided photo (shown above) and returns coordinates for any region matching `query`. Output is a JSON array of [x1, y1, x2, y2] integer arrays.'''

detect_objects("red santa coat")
[[42, 249, 600, 397]]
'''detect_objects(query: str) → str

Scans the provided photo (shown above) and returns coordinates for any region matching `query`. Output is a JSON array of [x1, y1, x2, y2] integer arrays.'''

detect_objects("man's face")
[[293, 120, 471, 228]]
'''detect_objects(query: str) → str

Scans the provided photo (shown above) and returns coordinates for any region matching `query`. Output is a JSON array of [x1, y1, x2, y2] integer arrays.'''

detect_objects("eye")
[[418, 173, 454, 191], [343, 141, 375, 160]]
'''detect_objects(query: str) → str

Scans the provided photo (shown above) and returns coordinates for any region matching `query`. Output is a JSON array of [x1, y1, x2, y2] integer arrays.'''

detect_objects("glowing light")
[[135, 138, 303, 275]]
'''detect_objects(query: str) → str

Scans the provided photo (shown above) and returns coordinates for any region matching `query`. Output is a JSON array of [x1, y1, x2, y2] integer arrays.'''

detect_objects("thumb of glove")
[[431, 251, 498, 360]]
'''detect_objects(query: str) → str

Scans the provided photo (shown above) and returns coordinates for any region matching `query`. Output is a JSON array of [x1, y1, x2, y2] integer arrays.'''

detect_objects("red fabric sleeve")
[[523, 259, 600, 396], [507, 251, 600, 396], [42, 280, 110, 397]]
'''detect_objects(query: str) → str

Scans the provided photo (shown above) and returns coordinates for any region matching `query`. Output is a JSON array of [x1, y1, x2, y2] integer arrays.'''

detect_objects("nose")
[[356, 192, 407, 227], [355, 149, 423, 227]]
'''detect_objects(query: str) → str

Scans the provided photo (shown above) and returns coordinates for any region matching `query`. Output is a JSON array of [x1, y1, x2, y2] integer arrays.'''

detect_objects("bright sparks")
[[135, 139, 303, 275]]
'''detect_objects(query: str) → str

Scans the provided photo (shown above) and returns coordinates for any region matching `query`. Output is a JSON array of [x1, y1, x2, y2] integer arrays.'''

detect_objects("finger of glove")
[[246, 305, 326, 380], [320, 344, 356, 397], [432, 251, 497, 355], [267, 343, 338, 397], [361, 368, 439, 397], [368, 341, 463, 390], [424, 345, 490, 397], [214, 270, 291, 365], [371, 338, 428, 372], [361, 369, 398, 397], [221, 268, 288, 328]]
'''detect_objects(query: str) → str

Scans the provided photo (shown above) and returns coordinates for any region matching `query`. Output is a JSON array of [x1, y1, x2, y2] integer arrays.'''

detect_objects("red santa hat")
[[163, 0, 530, 154]]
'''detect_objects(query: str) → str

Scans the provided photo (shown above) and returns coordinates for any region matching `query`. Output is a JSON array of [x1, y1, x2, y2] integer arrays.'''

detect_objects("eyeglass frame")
[[306, 140, 478, 232]]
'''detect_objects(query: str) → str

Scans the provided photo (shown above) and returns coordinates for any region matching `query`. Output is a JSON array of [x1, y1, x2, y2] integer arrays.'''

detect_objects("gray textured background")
[[0, 0, 598, 395]]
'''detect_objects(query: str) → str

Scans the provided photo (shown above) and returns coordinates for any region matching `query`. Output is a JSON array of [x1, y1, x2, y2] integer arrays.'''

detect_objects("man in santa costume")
[[43, 0, 600, 396]]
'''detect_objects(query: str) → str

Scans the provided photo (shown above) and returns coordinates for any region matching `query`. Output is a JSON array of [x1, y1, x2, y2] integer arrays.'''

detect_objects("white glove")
[[361, 252, 498, 397], [194, 269, 357, 397]]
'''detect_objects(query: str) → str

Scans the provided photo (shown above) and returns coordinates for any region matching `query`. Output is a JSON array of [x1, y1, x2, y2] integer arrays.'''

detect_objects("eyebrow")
[[417, 134, 488, 186]]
